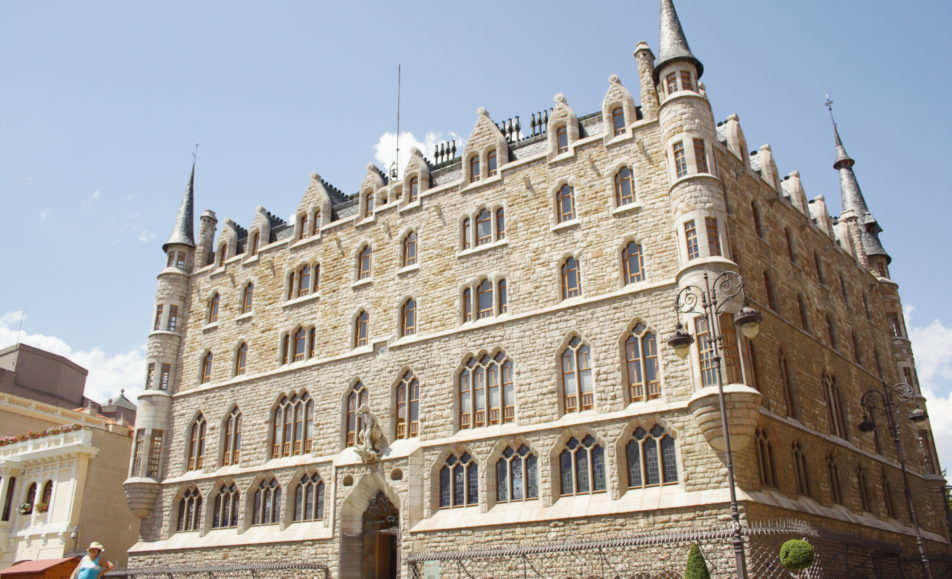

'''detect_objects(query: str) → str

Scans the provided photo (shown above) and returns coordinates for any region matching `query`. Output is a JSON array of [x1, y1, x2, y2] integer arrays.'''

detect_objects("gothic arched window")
[[439, 452, 478, 508], [176, 487, 202, 532], [293, 473, 325, 521], [395, 370, 420, 439], [556, 184, 576, 223], [614, 167, 635, 206], [561, 336, 593, 412], [271, 392, 313, 458], [212, 483, 239, 529], [559, 435, 605, 495], [345, 382, 369, 447], [458, 351, 515, 429], [623, 323, 659, 402], [187, 414, 206, 471], [252, 478, 281, 525], [496, 445, 538, 502], [625, 425, 678, 488], [621, 241, 645, 284], [222, 407, 241, 466]]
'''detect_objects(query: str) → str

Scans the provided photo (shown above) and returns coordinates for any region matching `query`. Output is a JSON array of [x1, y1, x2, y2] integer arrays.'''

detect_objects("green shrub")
[[684, 543, 711, 579], [779, 539, 815, 571]]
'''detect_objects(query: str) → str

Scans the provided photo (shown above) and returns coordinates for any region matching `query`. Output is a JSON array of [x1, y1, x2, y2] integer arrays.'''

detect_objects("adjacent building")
[[122, 1, 951, 576]]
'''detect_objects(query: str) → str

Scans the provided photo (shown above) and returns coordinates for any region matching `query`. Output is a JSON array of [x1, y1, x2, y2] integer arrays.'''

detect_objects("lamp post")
[[858, 382, 932, 578], [666, 271, 761, 579]]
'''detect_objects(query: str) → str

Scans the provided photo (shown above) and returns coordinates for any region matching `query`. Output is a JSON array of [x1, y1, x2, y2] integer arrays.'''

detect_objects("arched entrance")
[[340, 481, 401, 579], [362, 491, 399, 578]]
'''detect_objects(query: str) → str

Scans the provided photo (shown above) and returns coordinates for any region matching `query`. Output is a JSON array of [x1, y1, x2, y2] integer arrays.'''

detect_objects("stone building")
[[123, 1, 950, 576]]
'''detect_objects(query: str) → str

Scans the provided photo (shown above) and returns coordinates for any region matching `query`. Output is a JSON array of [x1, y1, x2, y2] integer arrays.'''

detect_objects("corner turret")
[[654, 0, 703, 82]]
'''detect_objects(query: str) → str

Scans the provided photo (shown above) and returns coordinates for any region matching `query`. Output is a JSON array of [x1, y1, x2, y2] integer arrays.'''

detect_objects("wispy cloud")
[[907, 307, 952, 474], [0, 311, 145, 406], [84, 190, 101, 205], [38, 209, 50, 221], [373, 131, 463, 178], [137, 230, 156, 242]]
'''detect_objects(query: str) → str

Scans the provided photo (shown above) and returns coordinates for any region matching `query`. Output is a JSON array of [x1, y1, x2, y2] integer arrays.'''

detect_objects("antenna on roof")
[[391, 64, 402, 181]]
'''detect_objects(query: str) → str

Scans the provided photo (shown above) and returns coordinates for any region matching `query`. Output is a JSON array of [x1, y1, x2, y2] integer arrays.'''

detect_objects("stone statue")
[[354, 403, 383, 462]]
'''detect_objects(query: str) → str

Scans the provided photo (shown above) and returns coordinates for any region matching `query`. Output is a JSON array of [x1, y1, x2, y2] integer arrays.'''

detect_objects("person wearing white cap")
[[69, 542, 113, 579]]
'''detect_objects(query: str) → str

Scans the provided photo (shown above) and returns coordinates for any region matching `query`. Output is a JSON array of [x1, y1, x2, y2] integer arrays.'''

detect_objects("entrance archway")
[[340, 478, 401, 579]]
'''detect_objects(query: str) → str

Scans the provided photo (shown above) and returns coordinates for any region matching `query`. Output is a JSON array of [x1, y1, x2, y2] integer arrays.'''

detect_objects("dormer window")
[[408, 177, 419, 203], [611, 107, 626, 136], [249, 231, 260, 256], [665, 70, 695, 96], [297, 214, 308, 240], [680, 71, 694, 92], [665, 73, 678, 95], [487, 150, 498, 177], [310, 210, 321, 235], [363, 192, 375, 217], [217, 243, 227, 267], [469, 156, 480, 183], [556, 126, 568, 154]]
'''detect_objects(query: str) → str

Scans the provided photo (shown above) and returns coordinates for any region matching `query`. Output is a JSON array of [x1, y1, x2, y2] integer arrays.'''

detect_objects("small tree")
[[779, 538, 815, 574], [684, 543, 711, 579]]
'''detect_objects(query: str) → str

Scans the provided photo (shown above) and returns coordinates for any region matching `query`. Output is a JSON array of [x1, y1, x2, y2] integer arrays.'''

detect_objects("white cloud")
[[137, 230, 156, 242], [373, 131, 463, 178], [0, 311, 145, 407], [38, 209, 50, 221], [907, 309, 952, 475], [85, 190, 101, 204]]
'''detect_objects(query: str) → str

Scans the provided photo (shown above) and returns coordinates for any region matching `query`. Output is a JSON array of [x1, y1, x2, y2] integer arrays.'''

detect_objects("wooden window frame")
[[270, 392, 313, 458], [212, 483, 239, 529], [439, 452, 479, 508], [222, 408, 241, 466], [357, 246, 372, 280], [559, 435, 606, 495], [561, 336, 593, 412], [234, 342, 247, 376], [200, 352, 213, 384], [251, 478, 281, 525], [611, 107, 626, 136], [355, 311, 369, 347], [187, 414, 206, 471], [345, 383, 369, 447], [556, 126, 568, 154], [475, 209, 493, 246], [693, 139, 708, 173], [401, 299, 416, 337], [624, 323, 659, 402], [469, 155, 480, 183], [673, 141, 688, 178], [408, 176, 419, 203], [207, 294, 219, 323], [705, 217, 721, 256], [458, 351, 515, 429], [395, 370, 420, 439], [622, 241, 645, 284], [293, 473, 325, 521], [402, 232, 417, 267], [625, 425, 678, 489], [496, 445, 538, 503], [614, 167, 635, 207], [561, 257, 581, 299], [556, 185, 576, 223], [241, 283, 254, 314], [487, 150, 497, 177]]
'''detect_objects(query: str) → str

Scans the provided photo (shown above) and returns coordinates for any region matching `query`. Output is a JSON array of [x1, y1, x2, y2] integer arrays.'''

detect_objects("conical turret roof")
[[163, 161, 196, 250], [832, 122, 890, 263], [654, 0, 703, 81]]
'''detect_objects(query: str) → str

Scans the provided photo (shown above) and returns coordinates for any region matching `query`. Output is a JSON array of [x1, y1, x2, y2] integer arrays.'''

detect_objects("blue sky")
[[1, 1, 951, 465]]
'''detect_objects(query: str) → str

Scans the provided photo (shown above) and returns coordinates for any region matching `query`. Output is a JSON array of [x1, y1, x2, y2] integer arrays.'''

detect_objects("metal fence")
[[105, 562, 329, 579]]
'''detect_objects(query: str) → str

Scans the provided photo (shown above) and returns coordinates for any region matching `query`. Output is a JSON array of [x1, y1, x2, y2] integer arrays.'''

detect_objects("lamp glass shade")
[[734, 306, 762, 340], [667, 329, 694, 360], [909, 407, 928, 423], [858, 418, 876, 433]]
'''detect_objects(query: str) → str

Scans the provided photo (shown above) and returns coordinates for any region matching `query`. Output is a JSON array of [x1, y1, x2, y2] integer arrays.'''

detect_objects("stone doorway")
[[361, 491, 399, 579], [341, 489, 400, 579]]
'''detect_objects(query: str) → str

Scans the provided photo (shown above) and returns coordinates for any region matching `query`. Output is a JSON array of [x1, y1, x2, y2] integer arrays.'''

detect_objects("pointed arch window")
[[294, 473, 325, 521], [614, 167, 635, 206], [395, 370, 420, 439], [497, 279, 507, 314], [824, 373, 847, 439], [487, 150, 498, 177], [611, 107, 626, 136], [222, 407, 241, 466], [176, 487, 202, 532], [207, 294, 220, 324], [363, 191, 375, 217], [311, 210, 321, 235], [827, 453, 843, 505], [561, 336, 593, 412], [857, 467, 872, 512], [249, 230, 260, 255], [496, 445, 538, 503], [626, 425, 678, 488], [187, 414, 206, 471], [556, 185, 576, 223], [234, 342, 247, 376], [751, 201, 764, 238], [402, 232, 417, 267], [476, 280, 493, 319], [461, 218, 471, 250], [252, 478, 281, 525], [763, 271, 777, 311], [881, 472, 896, 519], [458, 351, 514, 429], [469, 155, 480, 183], [357, 246, 372, 280], [297, 213, 309, 240], [217, 243, 227, 267], [495, 208, 506, 239], [439, 452, 478, 508], [475, 209, 492, 246], [561, 257, 581, 299], [778, 351, 797, 419], [241, 283, 254, 314], [271, 392, 313, 457], [793, 442, 810, 497], [298, 265, 311, 297], [622, 241, 645, 284], [212, 483, 239, 529], [756, 429, 776, 488], [200, 352, 213, 384], [408, 177, 419, 203], [785, 228, 797, 263], [797, 294, 811, 332], [559, 435, 605, 495], [462, 288, 473, 322], [401, 299, 416, 337], [624, 323, 659, 402], [354, 311, 369, 347], [345, 382, 369, 447]]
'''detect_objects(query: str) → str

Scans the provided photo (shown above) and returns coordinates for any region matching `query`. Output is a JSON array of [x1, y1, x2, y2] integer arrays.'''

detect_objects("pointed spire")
[[163, 157, 196, 251], [655, 0, 703, 81], [826, 101, 890, 264]]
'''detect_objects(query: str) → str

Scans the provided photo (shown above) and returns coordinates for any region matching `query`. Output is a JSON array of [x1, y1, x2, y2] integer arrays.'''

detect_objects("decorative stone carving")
[[688, 383, 762, 452], [354, 404, 384, 462], [123, 479, 161, 519]]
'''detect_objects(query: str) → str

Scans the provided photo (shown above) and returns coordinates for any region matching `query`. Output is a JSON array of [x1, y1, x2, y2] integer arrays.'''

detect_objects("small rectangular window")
[[888, 313, 904, 338], [673, 142, 688, 178], [684, 220, 699, 260], [705, 218, 721, 256], [153, 305, 163, 331], [145, 363, 155, 389], [487, 150, 498, 177], [680, 70, 694, 92], [147, 430, 164, 478], [665, 73, 678, 95], [167, 305, 178, 332], [160, 364, 171, 390], [694, 139, 708, 173]]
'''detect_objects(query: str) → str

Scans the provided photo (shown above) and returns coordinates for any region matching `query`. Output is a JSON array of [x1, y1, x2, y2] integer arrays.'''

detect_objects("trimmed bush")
[[684, 543, 711, 579], [779, 539, 815, 572]]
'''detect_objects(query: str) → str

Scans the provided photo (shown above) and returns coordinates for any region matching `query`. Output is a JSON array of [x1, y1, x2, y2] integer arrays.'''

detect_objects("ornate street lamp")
[[666, 271, 760, 579], [858, 382, 932, 578]]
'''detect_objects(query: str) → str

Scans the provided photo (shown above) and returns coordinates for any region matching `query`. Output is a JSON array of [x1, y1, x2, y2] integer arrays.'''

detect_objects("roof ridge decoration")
[[163, 160, 196, 250], [654, 0, 703, 81]]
